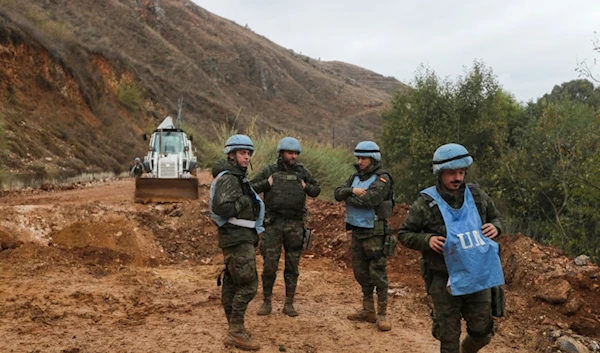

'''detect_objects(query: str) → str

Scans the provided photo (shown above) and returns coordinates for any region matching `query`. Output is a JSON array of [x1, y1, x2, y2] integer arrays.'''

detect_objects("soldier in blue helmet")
[[131, 157, 144, 178], [210, 134, 265, 351], [334, 141, 396, 331], [398, 143, 504, 353], [251, 136, 321, 317]]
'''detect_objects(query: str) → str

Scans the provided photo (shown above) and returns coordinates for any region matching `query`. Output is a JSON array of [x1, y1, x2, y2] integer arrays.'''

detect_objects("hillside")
[[320, 61, 410, 95], [0, 0, 407, 178]]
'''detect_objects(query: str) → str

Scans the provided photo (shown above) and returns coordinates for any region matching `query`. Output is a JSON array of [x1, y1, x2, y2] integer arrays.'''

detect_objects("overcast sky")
[[192, 0, 599, 103]]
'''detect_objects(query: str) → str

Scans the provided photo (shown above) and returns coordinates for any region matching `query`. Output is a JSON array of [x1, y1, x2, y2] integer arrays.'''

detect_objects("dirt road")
[[0, 175, 596, 352]]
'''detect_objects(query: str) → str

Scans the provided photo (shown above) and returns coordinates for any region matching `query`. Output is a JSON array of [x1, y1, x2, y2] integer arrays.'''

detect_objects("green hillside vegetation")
[[381, 61, 600, 264]]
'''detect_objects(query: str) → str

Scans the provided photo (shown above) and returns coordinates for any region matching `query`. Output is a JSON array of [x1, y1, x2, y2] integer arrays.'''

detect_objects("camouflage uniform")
[[211, 159, 261, 336], [251, 157, 320, 315], [398, 182, 502, 353], [334, 162, 394, 327]]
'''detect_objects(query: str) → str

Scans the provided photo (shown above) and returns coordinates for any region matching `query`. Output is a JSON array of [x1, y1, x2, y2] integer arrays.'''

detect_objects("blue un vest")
[[421, 186, 504, 296], [210, 171, 265, 234], [345, 174, 378, 228]]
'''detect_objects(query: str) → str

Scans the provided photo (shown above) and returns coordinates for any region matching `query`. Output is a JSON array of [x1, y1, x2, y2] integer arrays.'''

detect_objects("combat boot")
[[347, 298, 377, 323], [282, 296, 299, 317], [460, 334, 492, 353], [224, 318, 260, 351], [257, 294, 272, 316], [376, 301, 391, 331]]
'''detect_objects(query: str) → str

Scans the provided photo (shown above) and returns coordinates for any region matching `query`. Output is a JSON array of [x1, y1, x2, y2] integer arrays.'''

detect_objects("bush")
[[117, 84, 144, 111]]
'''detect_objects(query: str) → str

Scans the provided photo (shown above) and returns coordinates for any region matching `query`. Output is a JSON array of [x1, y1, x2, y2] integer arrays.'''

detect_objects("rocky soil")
[[0, 171, 598, 353]]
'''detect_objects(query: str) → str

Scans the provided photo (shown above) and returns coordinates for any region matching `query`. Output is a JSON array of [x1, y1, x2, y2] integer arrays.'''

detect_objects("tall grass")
[[197, 119, 355, 200]]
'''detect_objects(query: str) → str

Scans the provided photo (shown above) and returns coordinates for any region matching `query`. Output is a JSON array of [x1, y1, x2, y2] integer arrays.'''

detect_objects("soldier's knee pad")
[[467, 319, 494, 338]]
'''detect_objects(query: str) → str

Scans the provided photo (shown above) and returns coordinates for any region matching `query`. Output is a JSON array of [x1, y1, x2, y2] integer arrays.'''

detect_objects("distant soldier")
[[131, 157, 144, 178], [210, 134, 265, 351], [251, 137, 321, 317], [398, 143, 504, 353], [334, 141, 396, 331]]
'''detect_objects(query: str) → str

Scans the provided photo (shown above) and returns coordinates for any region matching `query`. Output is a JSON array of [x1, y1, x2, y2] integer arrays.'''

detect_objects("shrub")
[[117, 84, 144, 111]]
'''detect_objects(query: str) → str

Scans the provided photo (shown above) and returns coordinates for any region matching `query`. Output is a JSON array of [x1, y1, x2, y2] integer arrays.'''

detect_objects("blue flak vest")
[[345, 174, 378, 228], [421, 185, 504, 296], [210, 171, 265, 234]]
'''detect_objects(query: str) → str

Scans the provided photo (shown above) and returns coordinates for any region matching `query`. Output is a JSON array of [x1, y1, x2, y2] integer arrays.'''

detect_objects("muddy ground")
[[0, 172, 598, 353]]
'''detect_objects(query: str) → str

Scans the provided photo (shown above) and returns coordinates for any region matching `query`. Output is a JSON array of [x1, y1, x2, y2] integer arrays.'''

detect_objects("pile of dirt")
[[133, 200, 219, 264], [50, 215, 164, 267], [0, 226, 23, 250], [500, 234, 600, 339]]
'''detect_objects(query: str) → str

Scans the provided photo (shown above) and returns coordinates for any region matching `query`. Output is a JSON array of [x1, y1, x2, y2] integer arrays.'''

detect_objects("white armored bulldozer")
[[134, 114, 199, 203]]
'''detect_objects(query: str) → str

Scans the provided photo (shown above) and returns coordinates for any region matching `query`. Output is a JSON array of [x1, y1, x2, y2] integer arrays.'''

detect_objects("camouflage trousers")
[[350, 233, 388, 305], [259, 218, 304, 298], [428, 272, 493, 353], [222, 242, 258, 323]]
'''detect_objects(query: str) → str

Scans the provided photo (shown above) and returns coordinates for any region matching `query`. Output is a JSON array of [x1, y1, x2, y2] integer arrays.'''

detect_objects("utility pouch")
[[302, 228, 313, 250], [375, 199, 394, 220], [491, 285, 506, 317], [373, 219, 386, 236], [421, 260, 434, 294], [383, 234, 397, 257]]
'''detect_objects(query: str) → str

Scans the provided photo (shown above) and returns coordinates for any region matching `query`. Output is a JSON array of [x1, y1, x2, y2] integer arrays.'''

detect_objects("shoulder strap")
[[374, 169, 395, 205], [421, 192, 437, 208]]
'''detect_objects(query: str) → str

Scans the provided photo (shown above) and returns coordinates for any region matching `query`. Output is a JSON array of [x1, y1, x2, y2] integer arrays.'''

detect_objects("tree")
[[381, 61, 520, 202], [540, 79, 600, 110], [498, 99, 600, 262]]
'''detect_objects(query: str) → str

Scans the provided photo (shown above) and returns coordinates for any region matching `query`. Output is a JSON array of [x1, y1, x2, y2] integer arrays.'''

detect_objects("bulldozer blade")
[[135, 178, 199, 203]]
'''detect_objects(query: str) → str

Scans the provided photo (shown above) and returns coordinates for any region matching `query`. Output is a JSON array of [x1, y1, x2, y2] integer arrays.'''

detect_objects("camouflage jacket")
[[250, 157, 320, 218], [334, 162, 394, 235], [398, 182, 502, 272], [211, 158, 260, 249]]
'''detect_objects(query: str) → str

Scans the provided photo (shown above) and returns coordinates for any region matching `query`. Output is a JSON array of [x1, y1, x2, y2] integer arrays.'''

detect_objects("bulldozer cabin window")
[[154, 132, 184, 153]]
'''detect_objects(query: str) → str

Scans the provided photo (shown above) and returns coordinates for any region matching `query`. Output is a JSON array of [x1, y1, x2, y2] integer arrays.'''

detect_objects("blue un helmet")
[[432, 143, 473, 174], [224, 134, 254, 154], [277, 137, 301, 153], [354, 141, 381, 161]]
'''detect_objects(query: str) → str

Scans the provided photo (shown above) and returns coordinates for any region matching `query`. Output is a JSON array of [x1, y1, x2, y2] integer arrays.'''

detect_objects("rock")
[[542, 317, 556, 326], [574, 255, 591, 266], [562, 296, 584, 316], [169, 209, 183, 217], [557, 336, 590, 353], [570, 317, 600, 337], [536, 278, 571, 304]]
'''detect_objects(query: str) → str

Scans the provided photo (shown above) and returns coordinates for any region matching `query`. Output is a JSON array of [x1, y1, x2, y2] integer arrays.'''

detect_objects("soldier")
[[131, 157, 144, 178], [251, 137, 321, 317], [210, 134, 265, 351], [334, 141, 396, 331], [398, 143, 504, 353]]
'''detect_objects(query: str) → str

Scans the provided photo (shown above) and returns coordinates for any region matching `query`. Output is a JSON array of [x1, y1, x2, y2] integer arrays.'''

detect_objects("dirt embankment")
[[0, 175, 598, 353]]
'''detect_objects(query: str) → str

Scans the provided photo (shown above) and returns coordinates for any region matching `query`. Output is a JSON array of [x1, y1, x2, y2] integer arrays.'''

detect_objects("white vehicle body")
[[135, 116, 199, 203], [143, 116, 197, 178]]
